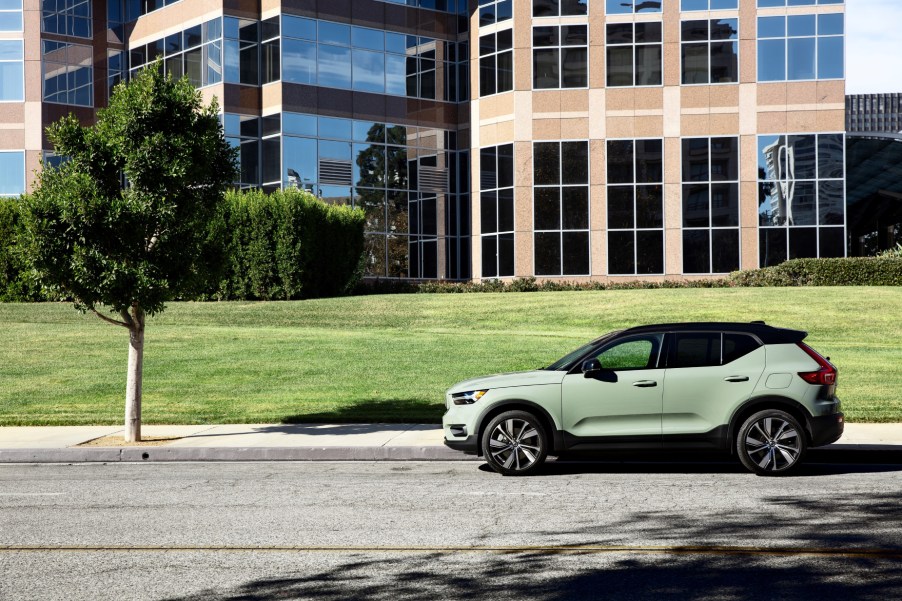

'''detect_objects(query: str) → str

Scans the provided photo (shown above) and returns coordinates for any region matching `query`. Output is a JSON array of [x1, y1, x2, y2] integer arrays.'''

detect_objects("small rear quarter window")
[[723, 333, 761, 364]]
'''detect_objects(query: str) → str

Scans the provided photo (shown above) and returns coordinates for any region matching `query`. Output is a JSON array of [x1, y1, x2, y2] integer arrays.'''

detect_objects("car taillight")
[[797, 342, 837, 386]]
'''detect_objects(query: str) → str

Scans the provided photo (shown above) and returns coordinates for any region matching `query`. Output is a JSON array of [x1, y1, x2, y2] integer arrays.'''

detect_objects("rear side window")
[[723, 333, 761, 364], [670, 333, 721, 368]]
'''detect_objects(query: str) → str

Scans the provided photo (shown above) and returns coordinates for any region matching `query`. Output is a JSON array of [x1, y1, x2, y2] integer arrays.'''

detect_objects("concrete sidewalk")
[[0, 423, 900, 463]]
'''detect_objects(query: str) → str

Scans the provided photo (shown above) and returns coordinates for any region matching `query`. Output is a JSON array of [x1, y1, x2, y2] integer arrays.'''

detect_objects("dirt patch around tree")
[[75, 435, 182, 447]]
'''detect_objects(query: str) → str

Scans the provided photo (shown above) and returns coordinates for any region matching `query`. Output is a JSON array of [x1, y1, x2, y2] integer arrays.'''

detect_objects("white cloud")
[[846, 0, 902, 94]]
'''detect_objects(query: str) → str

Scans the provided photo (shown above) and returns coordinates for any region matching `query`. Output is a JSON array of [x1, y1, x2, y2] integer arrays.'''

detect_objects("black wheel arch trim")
[[474, 400, 563, 457], [727, 395, 815, 453]]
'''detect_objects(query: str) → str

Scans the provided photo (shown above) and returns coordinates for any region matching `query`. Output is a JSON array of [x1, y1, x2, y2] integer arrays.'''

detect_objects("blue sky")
[[846, 0, 902, 93]]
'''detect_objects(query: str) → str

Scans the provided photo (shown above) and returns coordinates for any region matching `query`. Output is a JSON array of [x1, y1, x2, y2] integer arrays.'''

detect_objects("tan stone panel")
[[757, 83, 787, 106], [470, 148, 481, 193], [590, 184, 606, 231], [739, 39, 757, 84], [514, 91, 533, 141], [785, 110, 817, 132], [817, 80, 846, 105], [681, 86, 710, 109], [738, 82, 758, 135], [471, 193, 482, 239], [605, 88, 635, 112], [515, 186, 532, 233], [739, 0, 757, 40], [816, 109, 845, 132], [24, 101, 40, 150], [739, 135, 758, 183], [664, 138, 681, 185], [606, 116, 635, 138], [514, 5, 531, 49], [532, 118, 561, 140], [515, 230, 533, 277], [664, 228, 682, 276], [496, 119, 515, 143], [709, 85, 739, 108], [740, 181, 759, 229], [590, 140, 606, 187], [680, 114, 711, 136], [560, 89, 589, 112], [25, 149, 41, 191], [664, 182, 681, 230], [480, 123, 498, 147], [0, 129, 24, 149], [663, 6, 680, 44], [710, 113, 739, 135], [663, 86, 681, 138], [634, 115, 664, 138], [532, 91, 561, 114], [786, 81, 818, 106], [0, 104, 24, 123], [589, 89, 606, 139], [514, 47, 531, 91], [515, 141, 533, 188], [589, 45, 606, 89], [589, 14, 606, 49], [480, 93, 515, 120], [591, 229, 606, 277], [741, 227, 758, 270], [757, 111, 787, 133], [560, 117, 589, 139], [663, 43, 681, 87], [25, 57, 42, 102], [635, 88, 664, 111]]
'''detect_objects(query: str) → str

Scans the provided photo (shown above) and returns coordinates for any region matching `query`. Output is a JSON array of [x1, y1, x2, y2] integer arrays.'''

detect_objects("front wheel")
[[737, 409, 807, 476], [481, 410, 548, 476]]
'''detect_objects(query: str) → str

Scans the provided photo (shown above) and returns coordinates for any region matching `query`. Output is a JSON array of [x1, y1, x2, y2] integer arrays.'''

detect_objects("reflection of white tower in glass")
[[763, 137, 789, 224]]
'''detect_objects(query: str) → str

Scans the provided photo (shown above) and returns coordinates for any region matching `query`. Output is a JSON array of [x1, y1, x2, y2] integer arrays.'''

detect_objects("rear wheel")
[[481, 410, 548, 476], [737, 409, 807, 476]]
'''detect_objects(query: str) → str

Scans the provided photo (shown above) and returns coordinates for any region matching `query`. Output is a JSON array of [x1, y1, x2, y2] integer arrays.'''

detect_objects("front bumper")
[[809, 412, 844, 447], [444, 435, 479, 454]]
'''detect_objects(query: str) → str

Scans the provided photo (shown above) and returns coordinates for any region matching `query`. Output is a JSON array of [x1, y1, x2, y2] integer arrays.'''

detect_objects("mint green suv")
[[443, 322, 843, 476]]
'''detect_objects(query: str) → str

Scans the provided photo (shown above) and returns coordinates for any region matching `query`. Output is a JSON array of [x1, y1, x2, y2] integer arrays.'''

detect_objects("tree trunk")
[[124, 324, 144, 442]]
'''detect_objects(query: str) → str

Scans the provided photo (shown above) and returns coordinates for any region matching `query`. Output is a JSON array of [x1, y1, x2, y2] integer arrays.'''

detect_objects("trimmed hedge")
[[0, 198, 42, 302], [729, 257, 902, 287], [214, 188, 365, 300]]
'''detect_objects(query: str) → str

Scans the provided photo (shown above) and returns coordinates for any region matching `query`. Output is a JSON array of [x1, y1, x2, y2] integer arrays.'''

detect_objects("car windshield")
[[543, 331, 622, 371]]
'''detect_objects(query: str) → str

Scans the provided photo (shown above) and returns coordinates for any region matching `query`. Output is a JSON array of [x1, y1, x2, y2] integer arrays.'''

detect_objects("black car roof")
[[618, 322, 807, 344]]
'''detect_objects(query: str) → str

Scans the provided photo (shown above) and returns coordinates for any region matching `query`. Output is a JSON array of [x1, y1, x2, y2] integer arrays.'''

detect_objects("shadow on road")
[[279, 399, 445, 426], [161, 491, 902, 601]]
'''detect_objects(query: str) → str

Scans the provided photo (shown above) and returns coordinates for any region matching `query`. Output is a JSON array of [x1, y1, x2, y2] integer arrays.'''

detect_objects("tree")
[[19, 66, 237, 441]]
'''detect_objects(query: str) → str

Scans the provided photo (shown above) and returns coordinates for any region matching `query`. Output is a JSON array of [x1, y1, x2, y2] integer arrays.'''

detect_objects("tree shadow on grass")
[[278, 398, 445, 425]]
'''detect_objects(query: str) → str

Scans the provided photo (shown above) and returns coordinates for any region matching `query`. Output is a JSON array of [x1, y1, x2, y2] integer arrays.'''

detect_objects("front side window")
[[681, 137, 740, 274], [757, 133, 845, 265], [481, 144, 515, 278], [479, 30, 513, 97], [0, 39, 24, 101], [42, 41, 93, 106], [607, 139, 664, 275], [606, 22, 662, 87], [607, 0, 662, 14], [681, 18, 738, 84], [0, 0, 22, 31], [480, 0, 513, 25], [534, 0, 587, 17], [533, 25, 588, 89], [595, 334, 663, 371], [757, 13, 844, 81], [0, 150, 25, 197], [534, 141, 590, 276]]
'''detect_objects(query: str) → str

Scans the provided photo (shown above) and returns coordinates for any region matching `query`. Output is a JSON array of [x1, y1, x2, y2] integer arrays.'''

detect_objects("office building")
[[0, 0, 848, 280]]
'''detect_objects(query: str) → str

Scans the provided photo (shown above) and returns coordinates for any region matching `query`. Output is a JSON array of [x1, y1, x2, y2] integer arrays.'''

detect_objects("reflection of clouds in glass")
[[352, 49, 384, 93]]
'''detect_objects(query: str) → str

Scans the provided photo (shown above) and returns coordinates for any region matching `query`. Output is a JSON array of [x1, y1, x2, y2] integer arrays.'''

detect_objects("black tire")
[[481, 410, 548, 476], [737, 409, 807, 476]]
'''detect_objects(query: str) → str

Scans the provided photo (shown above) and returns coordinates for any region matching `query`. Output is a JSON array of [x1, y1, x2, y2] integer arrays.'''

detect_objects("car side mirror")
[[581, 358, 602, 376]]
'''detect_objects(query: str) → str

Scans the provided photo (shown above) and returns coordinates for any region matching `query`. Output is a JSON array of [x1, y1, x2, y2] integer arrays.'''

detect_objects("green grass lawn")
[[0, 287, 900, 425]]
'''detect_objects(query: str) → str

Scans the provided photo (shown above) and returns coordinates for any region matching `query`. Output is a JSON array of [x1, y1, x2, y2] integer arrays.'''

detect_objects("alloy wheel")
[[488, 418, 543, 472], [743, 416, 802, 472]]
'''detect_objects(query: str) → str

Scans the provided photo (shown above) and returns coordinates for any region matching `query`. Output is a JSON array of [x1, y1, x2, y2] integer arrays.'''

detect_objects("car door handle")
[[632, 380, 658, 388], [724, 376, 750, 382]]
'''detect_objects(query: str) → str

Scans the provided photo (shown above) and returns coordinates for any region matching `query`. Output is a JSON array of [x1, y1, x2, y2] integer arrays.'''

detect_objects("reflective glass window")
[[0, 39, 23, 101], [607, 0, 661, 14], [0, 0, 22, 31], [0, 150, 24, 196], [757, 13, 843, 81], [535, 140, 590, 275], [681, 18, 738, 85], [606, 22, 662, 87]]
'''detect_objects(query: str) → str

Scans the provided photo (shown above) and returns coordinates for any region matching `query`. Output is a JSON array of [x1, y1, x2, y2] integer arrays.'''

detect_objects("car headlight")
[[451, 390, 488, 405]]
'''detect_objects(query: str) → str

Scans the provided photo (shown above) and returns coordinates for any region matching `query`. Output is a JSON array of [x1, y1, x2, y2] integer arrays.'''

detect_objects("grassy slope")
[[0, 287, 899, 425]]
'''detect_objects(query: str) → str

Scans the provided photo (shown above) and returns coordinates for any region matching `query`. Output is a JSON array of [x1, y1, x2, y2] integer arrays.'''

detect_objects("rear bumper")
[[809, 412, 844, 447], [444, 435, 479, 455]]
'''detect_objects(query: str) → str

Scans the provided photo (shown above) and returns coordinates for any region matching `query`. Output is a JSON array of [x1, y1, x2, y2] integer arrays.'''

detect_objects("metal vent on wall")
[[318, 159, 353, 186]]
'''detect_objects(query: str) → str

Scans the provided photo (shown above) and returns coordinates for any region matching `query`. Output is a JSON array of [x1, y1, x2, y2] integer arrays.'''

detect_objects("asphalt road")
[[2, 459, 901, 600]]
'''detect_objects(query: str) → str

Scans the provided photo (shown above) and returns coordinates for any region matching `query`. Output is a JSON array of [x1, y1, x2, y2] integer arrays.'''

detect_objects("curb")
[[0, 446, 481, 463]]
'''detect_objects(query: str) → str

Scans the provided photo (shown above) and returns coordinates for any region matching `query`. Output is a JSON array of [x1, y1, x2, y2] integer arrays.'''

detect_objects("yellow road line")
[[1, 544, 900, 559]]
